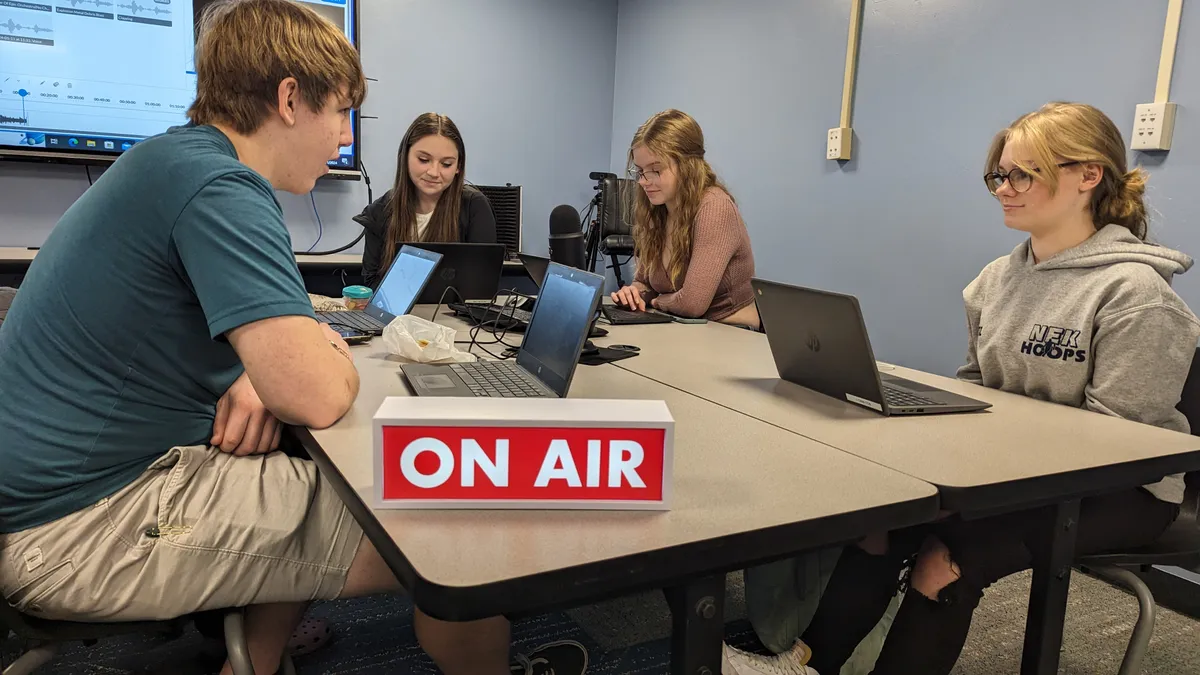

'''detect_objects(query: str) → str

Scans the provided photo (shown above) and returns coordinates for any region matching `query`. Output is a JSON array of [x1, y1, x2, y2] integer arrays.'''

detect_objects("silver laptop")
[[316, 244, 441, 335], [402, 262, 605, 398], [752, 279, 991, 416]]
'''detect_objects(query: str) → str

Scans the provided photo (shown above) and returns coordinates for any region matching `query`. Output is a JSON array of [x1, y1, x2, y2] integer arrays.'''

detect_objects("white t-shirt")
[[416, 211, 432, 240]]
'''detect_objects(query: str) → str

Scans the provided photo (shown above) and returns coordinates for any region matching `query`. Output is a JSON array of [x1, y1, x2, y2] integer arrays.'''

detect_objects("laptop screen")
[[366, 245, 442, 322], [517, 263, 604, 397], [518, 253, 551, 288]]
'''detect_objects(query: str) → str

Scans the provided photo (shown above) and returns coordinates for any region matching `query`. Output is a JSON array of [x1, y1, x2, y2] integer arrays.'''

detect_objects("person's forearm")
[[310, 342, 360, 429], [260, 347, 359, 429]]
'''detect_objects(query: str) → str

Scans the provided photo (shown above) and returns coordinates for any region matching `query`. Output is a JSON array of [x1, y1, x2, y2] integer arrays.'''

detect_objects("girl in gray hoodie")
[[791, 102, 1200, 675]]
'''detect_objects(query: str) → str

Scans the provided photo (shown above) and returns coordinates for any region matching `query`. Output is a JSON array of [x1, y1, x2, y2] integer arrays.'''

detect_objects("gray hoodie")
[[957, 224, 1200, 503]]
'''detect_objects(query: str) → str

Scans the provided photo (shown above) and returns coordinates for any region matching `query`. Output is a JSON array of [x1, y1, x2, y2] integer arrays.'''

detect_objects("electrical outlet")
[[827, 127, 852, 160], [1131, 102, 1178, 151]]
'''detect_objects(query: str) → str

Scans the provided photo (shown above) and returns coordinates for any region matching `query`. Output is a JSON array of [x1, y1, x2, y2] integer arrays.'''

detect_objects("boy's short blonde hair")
[[187, 0, 366, 134]]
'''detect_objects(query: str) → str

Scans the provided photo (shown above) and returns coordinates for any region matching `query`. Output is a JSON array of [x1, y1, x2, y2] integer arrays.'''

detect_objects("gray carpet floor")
[[6, 569, 1199, 673], [568, 570, 1200, 674]]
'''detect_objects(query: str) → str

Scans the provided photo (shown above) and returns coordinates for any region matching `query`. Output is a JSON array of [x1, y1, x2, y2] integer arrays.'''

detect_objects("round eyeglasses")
[[984, 161, 1080, 195]]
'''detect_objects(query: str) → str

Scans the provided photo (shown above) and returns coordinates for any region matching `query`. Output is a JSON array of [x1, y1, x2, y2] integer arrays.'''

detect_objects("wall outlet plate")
[[827, 127, 852, 160], [1131, 102, 1177, 151]]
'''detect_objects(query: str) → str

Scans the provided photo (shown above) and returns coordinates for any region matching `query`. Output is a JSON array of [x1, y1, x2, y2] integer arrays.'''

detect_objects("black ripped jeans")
[[800, 488, 1179, 675]]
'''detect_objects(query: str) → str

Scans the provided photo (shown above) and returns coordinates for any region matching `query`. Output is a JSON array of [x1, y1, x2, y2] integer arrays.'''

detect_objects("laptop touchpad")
[[416, 374, 458, 389]]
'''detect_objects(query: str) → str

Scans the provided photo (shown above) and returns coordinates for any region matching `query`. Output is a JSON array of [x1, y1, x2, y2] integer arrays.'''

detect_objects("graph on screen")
[[1, 0, 359, 173]]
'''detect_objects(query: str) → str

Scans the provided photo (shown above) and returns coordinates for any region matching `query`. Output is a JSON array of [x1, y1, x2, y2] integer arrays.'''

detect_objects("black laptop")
[[449, 253, 549, 327], [402, 262, 605, 398], [405, 242, 506, 305], [752, 279, 991, 416], [316, 245, 441, 335]]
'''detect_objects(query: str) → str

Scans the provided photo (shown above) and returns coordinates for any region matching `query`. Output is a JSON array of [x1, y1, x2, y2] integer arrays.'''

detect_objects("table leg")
[[1020, 499, 1081, 675], [666, 573, 726, 675]]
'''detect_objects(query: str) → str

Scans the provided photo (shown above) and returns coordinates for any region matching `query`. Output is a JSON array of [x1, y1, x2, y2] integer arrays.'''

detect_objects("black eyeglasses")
[[984, 161, 1081, 195], [627, 166, 662, 182]]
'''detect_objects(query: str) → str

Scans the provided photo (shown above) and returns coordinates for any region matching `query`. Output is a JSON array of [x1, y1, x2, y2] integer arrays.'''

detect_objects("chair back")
[[1175, 347, 1200, 524], [474, 184, 522, 260], [599, 177, 635, 238]]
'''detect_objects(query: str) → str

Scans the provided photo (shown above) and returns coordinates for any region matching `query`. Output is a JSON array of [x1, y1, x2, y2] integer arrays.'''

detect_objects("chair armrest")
[[1182, 471, 1200, 526]]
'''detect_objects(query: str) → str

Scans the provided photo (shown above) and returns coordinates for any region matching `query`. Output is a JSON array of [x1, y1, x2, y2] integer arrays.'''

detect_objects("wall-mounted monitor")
[[0, 0, 361, 179]]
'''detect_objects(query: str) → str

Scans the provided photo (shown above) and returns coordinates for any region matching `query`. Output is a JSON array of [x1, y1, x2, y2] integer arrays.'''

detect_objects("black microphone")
[[548, 203, 604, 356], [548, 204, 586, 270]]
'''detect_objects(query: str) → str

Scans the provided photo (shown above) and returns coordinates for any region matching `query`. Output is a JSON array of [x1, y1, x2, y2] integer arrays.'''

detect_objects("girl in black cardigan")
[[353, 112, 496, 288]]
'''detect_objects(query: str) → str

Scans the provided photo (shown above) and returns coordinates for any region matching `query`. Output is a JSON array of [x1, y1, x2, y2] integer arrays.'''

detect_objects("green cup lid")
[[342, 285, 373, 299]]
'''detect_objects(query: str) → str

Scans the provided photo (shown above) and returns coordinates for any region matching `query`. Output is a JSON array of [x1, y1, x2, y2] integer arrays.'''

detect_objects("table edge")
[[294, 426, 939, 621]]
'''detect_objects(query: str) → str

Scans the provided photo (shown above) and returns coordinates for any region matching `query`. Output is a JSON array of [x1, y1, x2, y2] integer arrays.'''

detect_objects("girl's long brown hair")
[[382, 113, 466, 273], [627, 109, 730, 287]]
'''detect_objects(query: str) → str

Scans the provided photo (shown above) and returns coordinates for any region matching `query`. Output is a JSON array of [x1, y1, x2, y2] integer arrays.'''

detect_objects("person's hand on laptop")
[[611, 285, 646, 311], [211, 371, 281, 456]]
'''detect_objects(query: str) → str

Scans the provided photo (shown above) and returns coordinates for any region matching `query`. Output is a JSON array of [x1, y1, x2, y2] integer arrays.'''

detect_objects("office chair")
[[598, 178, 635, 286], [0, 602, 296, 675], [474, 184, 522, 261], [1075, 347, 1200, 675]]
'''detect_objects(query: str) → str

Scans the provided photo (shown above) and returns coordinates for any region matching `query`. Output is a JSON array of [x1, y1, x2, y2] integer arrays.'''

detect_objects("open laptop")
[[406, 242, 506, 305], [316, 245, 442, 335], [752, 279, 991, 416], [517, 252, 550, 286], [402, 262, 605, 398], [449, 252, 549, 328]]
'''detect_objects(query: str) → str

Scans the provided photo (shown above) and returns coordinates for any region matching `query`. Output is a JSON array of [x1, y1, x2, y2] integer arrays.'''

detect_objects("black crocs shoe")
[[509, 639, 589, 675]]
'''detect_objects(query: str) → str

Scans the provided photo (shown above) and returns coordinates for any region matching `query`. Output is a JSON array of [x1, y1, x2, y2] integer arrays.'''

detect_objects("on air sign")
[[373, 397, 674, 510]]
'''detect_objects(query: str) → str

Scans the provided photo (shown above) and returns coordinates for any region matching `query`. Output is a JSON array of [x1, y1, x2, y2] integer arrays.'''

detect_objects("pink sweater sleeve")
[[633, 262, 655, 298], [653, 194, 743, 317]]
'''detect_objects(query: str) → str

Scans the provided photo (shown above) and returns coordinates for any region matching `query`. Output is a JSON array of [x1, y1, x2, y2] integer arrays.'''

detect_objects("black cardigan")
[[353, 184, 497, 289]]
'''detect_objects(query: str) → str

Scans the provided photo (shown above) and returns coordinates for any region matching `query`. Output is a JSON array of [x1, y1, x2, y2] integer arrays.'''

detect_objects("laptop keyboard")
[[601, 306, 674, 325], [449, 302, 533, 326], [882, 385, 939, 408], [317, 311, 384, 332], [450, 361, 550, 397]]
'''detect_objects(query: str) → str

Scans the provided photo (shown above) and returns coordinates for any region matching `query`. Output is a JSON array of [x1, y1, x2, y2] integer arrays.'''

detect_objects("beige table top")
[[2, 247, 363, 266], [593, 320, 1200, 513], [0, 247, 37, 262], [301, 322, 938, 620], [3, 249, 525, 271]]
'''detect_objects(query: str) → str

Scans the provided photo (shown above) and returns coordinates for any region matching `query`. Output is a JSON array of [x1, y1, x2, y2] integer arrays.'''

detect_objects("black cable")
[[444, 287, 530, 354], [84, 165, 93, 186], [295, 159, 373, 256], [579, 200, 596, 230], [306, 191, 324, 253], [432, 286, 520, 360]]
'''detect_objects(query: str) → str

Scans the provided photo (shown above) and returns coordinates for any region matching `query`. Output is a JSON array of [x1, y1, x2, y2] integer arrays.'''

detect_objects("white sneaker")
[[722, 641, 819, 675]]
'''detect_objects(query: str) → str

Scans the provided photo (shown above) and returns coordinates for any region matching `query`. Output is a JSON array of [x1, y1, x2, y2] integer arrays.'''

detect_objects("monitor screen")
[[0, 0, 360, 176], [517, 263, 604, 397], [368, 245, 441, 322]]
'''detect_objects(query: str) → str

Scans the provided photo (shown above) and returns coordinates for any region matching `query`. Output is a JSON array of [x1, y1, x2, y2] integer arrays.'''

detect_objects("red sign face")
[[380, 425, 668, 502]]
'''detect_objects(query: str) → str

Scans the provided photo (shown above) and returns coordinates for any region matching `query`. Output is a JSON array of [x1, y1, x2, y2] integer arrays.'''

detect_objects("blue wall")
[[0, 0, 618, 257], [8, 0, 1200, 377], [611, 0, 1200, 376]]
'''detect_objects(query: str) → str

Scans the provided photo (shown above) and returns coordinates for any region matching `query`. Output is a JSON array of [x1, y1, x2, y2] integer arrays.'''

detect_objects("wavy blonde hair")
[[985, 102, 1149, 240], [627, 109, 731, 287]]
